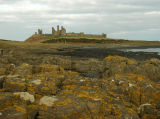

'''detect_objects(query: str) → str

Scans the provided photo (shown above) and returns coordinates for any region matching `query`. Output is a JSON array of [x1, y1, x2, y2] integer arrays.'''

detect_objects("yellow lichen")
[[77, 91, 89, 98], [15, 105, 27, 113], [63, 85, 76, 90]]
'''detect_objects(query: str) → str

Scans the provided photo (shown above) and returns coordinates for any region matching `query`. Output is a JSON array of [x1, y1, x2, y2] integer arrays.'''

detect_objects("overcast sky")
[[0, 0, 160, 41]]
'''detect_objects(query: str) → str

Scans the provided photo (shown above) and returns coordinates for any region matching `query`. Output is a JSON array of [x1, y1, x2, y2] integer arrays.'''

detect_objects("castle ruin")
[[36, 25, 107, 38]]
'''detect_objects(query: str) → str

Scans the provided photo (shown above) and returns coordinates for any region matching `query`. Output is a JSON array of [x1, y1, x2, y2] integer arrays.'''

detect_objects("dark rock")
[[0, 76, 5, 89]]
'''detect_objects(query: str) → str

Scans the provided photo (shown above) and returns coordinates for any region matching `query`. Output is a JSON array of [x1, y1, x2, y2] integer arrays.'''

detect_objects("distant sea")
[[122, 48, 160, 55]]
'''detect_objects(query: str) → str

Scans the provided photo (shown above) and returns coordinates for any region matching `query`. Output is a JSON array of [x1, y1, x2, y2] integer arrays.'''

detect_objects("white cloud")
[[145, 11, 160, 15], [110, 31, 129, 35], [0, 15, 20, 22], [0, 3, 51, 13]]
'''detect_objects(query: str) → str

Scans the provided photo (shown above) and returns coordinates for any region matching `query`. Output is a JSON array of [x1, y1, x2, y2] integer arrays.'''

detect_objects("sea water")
[[122, 48, 160, 55]]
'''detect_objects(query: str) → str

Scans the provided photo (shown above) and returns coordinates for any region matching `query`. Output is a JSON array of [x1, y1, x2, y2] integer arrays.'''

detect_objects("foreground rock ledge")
[[0, 56, 160, 119]]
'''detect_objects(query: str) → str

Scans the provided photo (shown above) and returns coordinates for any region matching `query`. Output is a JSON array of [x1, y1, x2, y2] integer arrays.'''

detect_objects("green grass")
[[42, 37, 126, 44], [42, 37, 159, 45]]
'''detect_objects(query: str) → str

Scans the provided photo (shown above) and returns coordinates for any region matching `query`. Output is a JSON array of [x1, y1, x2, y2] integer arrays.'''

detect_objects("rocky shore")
[[0, 42, 160, 119], [0, 56, 160, 118]]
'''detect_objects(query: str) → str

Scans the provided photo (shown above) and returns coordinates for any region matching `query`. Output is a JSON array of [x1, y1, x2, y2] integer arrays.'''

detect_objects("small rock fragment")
[[14, 92, 35, 103], [39, 96, 58, 107]]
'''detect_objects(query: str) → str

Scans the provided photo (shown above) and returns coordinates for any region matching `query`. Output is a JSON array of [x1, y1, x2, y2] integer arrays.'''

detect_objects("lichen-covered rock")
[[103, 56, 138, 78], [138, 104, 158, 119], [139, 59, 160, 82], [103, 56, 160, 82], [0, 56, 160, 119], [3, 75, 26, 92], [0, 105, 38, 119], [38, 95, 94, 119], [0, 93, 17, 110], [72, 59, 103, 78], [0, 106, 27, 119], [10, 63, 32, 76]]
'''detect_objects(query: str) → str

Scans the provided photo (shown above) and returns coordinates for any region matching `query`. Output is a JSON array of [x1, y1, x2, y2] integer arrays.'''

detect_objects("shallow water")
[[122, 48, 160, 55]]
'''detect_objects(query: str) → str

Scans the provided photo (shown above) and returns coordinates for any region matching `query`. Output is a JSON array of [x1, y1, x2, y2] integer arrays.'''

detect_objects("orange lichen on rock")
[[15, 105, 27, 113], [104, 55, 137, 65], [0, 55, 160, 119]]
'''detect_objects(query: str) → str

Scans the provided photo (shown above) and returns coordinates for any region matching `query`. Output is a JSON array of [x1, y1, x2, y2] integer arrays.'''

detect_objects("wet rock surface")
[[0, 54, 160, 119]]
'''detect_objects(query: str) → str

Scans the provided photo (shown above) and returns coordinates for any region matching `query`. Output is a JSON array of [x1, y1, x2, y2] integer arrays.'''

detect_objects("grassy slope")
[[0, 35, 159, 50], [25, 34, 160, 46]]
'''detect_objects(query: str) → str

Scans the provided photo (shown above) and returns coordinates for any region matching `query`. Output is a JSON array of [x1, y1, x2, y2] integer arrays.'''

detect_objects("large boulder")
[[72, 59, 103, 78], [138, 104, 158, 119], [139, 59, 160, 82], [14, 92, 35, 104], [103, 56, 138, 78]]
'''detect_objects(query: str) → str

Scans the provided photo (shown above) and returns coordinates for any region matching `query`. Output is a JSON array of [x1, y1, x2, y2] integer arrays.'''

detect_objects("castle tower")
[[102, 33, 107, 38], [52, 27, 56, 35], [60, 26, 66, 36], [38, 29, 42, 34], [57, 25, 60, 36]]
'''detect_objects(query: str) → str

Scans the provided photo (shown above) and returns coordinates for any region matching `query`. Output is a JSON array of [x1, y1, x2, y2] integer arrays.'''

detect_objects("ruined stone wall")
[[66, 33, 84, 37], [52, 27, 57, 35], [35, 26, 106, 38], [60, 26, 66, 36], [57, 25, 60, 36], [82, 34, 107, 38], [38, 29, 43, 35], [65, 32, 106, 38]]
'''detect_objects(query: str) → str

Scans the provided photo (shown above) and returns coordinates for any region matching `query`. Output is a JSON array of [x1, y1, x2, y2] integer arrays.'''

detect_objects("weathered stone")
[[0, 93, 17, 110], [0, 56, 160, 119], [38, 96, 91, 119], [72, 59, 102, 78], [3, 75, 26, 92], [10, 63, 32, 76], [39, 96, 58, 107], [138, 104, 158, 119], [103, 56, 138, 78], [38, 29, 43, 35], [31, 80, 41, 85], [0, 106, 27, 119], [26, 105, 38, 119], [14, 92, 35, 103], [139, 58, 160, 82]]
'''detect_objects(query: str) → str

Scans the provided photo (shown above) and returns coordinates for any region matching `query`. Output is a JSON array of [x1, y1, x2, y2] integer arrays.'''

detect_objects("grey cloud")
[[0, 0, 160, 41]]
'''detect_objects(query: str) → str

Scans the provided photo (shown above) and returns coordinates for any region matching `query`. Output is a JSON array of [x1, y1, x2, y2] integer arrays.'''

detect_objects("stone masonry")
[[36, 25, 107, 38]]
